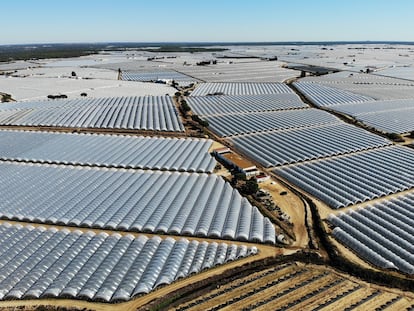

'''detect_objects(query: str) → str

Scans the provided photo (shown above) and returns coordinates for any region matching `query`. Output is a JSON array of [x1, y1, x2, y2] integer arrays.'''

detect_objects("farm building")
[[214, 148, 258, 177]]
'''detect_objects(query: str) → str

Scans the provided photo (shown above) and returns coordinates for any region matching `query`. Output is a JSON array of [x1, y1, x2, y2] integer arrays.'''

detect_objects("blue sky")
[[2, 0, 414, 44]]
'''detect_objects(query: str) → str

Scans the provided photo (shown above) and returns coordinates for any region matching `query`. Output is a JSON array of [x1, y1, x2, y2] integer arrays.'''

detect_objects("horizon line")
[[2, 40, 414, 47]]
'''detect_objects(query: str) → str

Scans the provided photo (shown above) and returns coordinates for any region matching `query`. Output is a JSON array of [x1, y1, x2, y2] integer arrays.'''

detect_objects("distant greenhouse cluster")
[[0, 163, 276, 244], [329, 192, 414, 274], [0, 130, 216, 173], [121, 70, 198, 85], [0, 224, 257, 302], [0, 96, 184, 132], [175, 61, 300, 83], [274, 146, 414, 209]]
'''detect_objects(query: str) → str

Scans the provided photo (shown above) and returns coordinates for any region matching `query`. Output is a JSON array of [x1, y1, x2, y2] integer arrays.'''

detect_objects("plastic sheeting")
[[231, 123, 391, 167], [293, 82, 373, 106], [190, 82, 294, 96], [0, 130, 216, 173], [0, 96, 184, 132], [329, 195, 414, 274], [0, 163, 276, 243], [121, 71, 197, 84], [187, 94, 307, 116], [327, 100, 414, 134], [205, 108, 340, 137], [0, 223, 258, 302], [274, 146, 414, 209]]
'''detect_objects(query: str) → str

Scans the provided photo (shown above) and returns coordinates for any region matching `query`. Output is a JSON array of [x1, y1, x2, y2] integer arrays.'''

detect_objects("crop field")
[[173, 263, 414, 311]]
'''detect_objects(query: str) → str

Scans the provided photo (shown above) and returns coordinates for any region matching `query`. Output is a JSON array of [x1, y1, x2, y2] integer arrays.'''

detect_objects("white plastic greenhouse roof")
[[347, 86, 414, 100], [0, 130, 216, 173], [190, 82, 294, 96], [296, 75, 414, 101], [293, 82, 374, 106], [121, 71, 198, 83], [300, 71, 414, 85], [231, 123, 391, 167], [376, 66, 414, 81], [330, 99, 414, 115], [354, 109, 414, 134], [0, 163, 276, 243], [205, 108, 340, 137], [328, 99, 414, 134], [0, 223, 257, 302], [0, 96, 184, 132], [274, 146, 414, 209], [329, 192, 414, 274], [187, 94, 307, 116]]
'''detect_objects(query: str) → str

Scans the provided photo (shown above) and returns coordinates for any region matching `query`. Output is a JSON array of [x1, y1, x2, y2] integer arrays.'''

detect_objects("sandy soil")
[[259, 178, 309, 248]]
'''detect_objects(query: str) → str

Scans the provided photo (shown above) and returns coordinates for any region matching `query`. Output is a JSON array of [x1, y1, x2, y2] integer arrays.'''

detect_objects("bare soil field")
[[172, 262, 414, 311]]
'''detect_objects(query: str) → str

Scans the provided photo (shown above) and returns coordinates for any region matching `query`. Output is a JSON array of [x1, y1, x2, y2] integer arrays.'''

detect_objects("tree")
[[180, 100, 191, 115], [233, 173, 246, 181], [191, 115, 209, 127], [240, 178, 259, 195], [386, 132, 404, 142], [0, 94, 12, 102], [180, 100, 191, 113], [71, 71, 77, 77]]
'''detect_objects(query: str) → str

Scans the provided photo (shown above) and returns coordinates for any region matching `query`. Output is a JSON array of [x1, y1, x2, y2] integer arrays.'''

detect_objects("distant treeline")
[[136, 46, 228, 53], [0, 43, 228, 62], [0, 43, 100, 62]]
